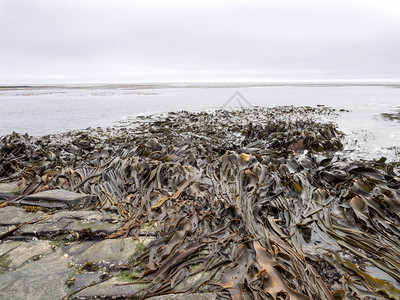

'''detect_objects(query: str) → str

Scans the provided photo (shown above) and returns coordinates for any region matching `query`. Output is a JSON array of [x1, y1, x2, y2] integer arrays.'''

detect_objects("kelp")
[[382, 110, 400, 122], [1, 106, 400, 299]]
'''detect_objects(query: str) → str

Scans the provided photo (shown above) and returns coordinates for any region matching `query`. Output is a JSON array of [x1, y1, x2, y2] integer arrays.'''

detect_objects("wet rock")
[[74, 276, 146, 299], [0, 240, 53, 270], [0, 206, 47, 226], [21, 189, 90, 209], [17, 219, 69, 237], [0, 241, 25, 271], [147, 293, 217, 300], [73, 237, 153, 267], [72, 272, 105, 291], [0, 182, 20, 196], [66, 241, 96, 256], [0, 248, 70, 300], [50, 210, 123, 223], [0, 241, 26, 257], [16, 210, 121, 238], [67, 218, 121, 232], [0, 207, 123, 241], [0, 225, 17, 236]]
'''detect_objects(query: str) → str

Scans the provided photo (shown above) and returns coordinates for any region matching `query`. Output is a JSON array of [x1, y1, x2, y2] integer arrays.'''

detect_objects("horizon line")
[[1, 79, 400, 87]]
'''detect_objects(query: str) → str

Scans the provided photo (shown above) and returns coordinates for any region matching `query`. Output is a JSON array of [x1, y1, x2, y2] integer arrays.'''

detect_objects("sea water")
[[0, 83, 399, 161]]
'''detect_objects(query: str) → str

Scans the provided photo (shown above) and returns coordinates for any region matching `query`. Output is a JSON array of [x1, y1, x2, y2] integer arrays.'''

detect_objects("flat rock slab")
[[72, 237, 153, 267], [0, 241, 26, 257], [49, 210, 123, 223], [66, 241, 96, 256], [72, 272, 105, 291], [21, 189, 90, 209], [18, 220, 120, 238], [148, 293, 217, 300], [75, 276, 146, 299], [0, 248, 70, 300], [66, 219, 121, 233], [0, 182, 20, 196], [0, 206, 47, 226], [16, 209, 122, 237], [0, 240, 53, 269], [0, 225, 17, 236]]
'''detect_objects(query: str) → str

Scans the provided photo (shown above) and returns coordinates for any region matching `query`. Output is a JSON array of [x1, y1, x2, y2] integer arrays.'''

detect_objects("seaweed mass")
[[1, 106, 400, 299]]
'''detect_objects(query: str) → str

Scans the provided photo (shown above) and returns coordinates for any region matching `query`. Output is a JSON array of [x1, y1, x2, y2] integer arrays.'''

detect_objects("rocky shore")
[[1, 106, 399, 299]]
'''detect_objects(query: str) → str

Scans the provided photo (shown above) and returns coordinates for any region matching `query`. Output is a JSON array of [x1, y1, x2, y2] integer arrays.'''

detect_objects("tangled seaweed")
[[1, 106, 400, 299], [382, 110, 400, 122]]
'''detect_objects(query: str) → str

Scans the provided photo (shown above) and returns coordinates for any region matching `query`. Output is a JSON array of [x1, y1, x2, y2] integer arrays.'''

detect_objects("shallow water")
[[0, 83, 399, 160]]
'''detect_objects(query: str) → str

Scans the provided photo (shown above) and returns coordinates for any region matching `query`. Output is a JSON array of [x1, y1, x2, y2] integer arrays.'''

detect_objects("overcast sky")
[[0, 0, 400, 84]]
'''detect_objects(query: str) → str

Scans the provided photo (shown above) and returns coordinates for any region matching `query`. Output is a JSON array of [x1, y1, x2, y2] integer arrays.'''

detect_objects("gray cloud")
[[1, 0, 399, 83]]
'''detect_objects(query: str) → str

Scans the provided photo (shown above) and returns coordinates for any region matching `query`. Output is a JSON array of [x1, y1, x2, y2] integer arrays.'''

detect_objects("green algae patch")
[[140, 222, 156, 233], [116, 271, 146, 284], [0, 253, 11, 271], [47, 234, 70, 248]]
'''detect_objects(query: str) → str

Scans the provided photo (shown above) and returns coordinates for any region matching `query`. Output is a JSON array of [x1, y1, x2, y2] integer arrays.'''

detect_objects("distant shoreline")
[[1, 81, 400, 91]]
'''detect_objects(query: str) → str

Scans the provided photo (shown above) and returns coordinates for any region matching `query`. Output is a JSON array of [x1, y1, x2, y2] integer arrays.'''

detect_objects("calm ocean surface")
[[0, 83, 399, 160]]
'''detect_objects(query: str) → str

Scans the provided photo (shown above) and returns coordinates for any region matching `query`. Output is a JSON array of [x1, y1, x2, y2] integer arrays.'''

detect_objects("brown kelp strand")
[[382, 109, 400, 122], [1, 106, 400, 299]]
